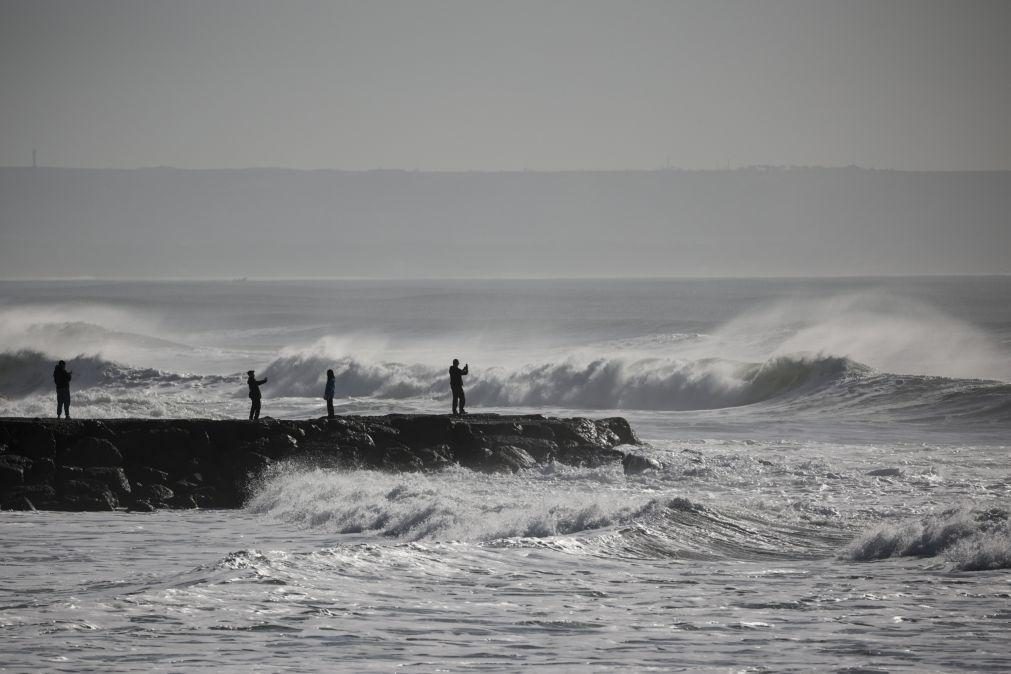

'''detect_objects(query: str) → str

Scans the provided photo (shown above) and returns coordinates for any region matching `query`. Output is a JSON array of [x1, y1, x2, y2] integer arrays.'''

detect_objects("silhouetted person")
[[324, 368, 336, 419], [449, 358, 469, 415], [54, 360, 72, 419], [247, 370, 267, 420]]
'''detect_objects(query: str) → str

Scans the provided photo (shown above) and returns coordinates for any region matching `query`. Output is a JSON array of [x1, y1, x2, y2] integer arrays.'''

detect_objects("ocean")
[[1, 277, 1009, 671]]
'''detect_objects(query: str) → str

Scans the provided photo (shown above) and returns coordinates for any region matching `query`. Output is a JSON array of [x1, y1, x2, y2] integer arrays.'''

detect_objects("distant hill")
[[1, 166, 1008, 278]]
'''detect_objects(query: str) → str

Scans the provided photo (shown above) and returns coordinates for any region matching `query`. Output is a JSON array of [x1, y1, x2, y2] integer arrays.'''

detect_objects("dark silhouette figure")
[[53, 360, 72, 419], [324, 368, 336, 419], [247, 370, 267, 420], [449, 358, 469, 415]]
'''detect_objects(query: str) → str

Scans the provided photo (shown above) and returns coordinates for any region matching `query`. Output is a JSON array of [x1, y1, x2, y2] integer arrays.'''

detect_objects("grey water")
[[1, 277, 1009, 671]]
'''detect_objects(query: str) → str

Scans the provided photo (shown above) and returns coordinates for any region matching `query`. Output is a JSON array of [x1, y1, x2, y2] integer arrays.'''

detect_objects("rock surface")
[[0, 415, 642, 511]]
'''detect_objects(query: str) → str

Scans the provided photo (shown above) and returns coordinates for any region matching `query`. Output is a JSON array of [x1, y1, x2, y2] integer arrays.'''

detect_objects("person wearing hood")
[[247, 370, 268, 420], [53, 360, 72, 419], [324, 369, 336, 419]]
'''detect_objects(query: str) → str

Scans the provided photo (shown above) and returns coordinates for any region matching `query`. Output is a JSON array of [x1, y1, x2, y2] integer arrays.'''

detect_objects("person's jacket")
[[449, 364, 468, 388], [54, 367, 72, 389], [248, 377, 267, 399], [324, 377, 336, 399]]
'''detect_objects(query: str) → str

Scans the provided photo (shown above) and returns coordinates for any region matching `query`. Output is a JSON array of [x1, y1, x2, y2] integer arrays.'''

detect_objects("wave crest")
[[260, 352, 860, 411], [844, 507, 1011, 571]]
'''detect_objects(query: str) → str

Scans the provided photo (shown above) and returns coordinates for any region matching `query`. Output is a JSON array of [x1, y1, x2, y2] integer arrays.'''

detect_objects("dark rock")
[[0, 455, 30, 486], [412, 444, 454, 470], [623, 453, 661, 475], [600, 417, 640, 446], [867, 467, 903, 477], [169, 493, 198, 509], [11, 426, 56, 459], [60, 437, 122, 467], [128, 500, 156, 512], [379, 445, 425, 472], [84, 467, 132, 496], [117, 428, 190, 470], [6, 483, 57, 505], [386, 416, 451, 447], [556, 417, 622, 448], [463, 445, 537, 474], [128, 466, 170, 485], [27, 456, 55, 481], [0, 414, 641, 510], [555, 445, 624, 468], [491, 445, 537, 472], [133, 483, 174, 505], [3, 496, 36, 511], [486, 436, 558, 462], [58, 479, 118, 511], [57, 465, 85, 485]]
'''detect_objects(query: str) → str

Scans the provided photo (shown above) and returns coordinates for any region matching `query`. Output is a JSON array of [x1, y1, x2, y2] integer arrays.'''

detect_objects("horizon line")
[[2, 273, 1009, 283], [3, 164, 1011, 174]]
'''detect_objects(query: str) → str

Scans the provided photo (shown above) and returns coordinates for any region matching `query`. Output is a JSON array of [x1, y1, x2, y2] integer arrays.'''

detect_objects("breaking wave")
[[260, 351, 861, 411], [844, 507, 1011, 571], [0, 349, 175, 397], [5, 345, 1009, 421], [246, 464, 850, 561]]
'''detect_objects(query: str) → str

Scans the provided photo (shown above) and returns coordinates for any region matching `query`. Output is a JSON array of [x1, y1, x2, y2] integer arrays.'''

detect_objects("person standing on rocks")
[[449, 359, 469, 415], [247, 370, 268, 420], [324, 368, 336, 419], [54, 360, 72, 419]]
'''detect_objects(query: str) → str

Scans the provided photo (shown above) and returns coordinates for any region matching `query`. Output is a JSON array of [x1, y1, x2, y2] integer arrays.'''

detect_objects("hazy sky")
[[1, 0, 1009, 171]]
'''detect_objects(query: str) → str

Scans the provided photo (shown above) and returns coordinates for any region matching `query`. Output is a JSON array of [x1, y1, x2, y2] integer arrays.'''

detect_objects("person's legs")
[[253, 399, 261, 420], [459, 389, 466, 414], [57, 398, 64, 418], [326, 398, 335, 418], [249, 399, 257, 420], [57, 390, 69, 418], [451, 388, 460, 414]]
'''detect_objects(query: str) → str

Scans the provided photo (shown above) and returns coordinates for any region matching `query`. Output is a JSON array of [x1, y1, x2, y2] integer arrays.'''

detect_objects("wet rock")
[[58, 479, 118, 511], [128, 466, 170, 485], [133, 483, 174, 505], [84, 467, 132, 496], [0, 414, 642, 510], [2, 496, 36, 511], [170, 493, 198, 509], [6, 484, 57, 506], [0, 455, 30, 486], [623, 453, 661, 474], [11, 426, 56, 459], [60, 437, 122, 467], [27, 457, 55, 481], [600, 417, 640, 446]]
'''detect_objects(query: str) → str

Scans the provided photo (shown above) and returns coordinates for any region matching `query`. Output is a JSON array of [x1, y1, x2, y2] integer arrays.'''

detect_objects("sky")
[[1, 0, 1009, 172]]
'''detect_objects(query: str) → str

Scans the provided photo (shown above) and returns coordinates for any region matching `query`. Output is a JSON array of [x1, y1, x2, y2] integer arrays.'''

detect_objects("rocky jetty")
[[0, 414, 643, 511]]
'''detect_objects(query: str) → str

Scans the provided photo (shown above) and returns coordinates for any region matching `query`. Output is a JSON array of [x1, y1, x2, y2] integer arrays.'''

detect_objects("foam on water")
[[2, 279, 1010, 671], [845, 506, 1011, 571]]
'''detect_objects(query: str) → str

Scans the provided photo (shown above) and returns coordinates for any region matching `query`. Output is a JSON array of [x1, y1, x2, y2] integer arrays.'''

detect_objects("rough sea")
[[1, 277, 1009, 672]]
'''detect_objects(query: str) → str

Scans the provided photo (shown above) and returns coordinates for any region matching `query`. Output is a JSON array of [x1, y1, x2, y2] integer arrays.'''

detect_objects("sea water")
[[1, 277, 1009, 671]]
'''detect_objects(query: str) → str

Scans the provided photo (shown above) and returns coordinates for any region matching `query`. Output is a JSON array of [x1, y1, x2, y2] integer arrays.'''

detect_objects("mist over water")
[[2, 277, 1009, 671]]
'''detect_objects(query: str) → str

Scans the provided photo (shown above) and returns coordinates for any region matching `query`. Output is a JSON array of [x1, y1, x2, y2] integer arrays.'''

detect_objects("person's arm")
[[257, 378, 268, 385], [462, 365, 468, 375]]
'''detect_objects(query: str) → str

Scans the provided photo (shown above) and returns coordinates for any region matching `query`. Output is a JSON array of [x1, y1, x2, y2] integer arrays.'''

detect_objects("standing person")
[[449, 358, 469, 415], [247, 370, 268, 420], [323, 368, 336, 419], [53, 360, 72, 419]]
